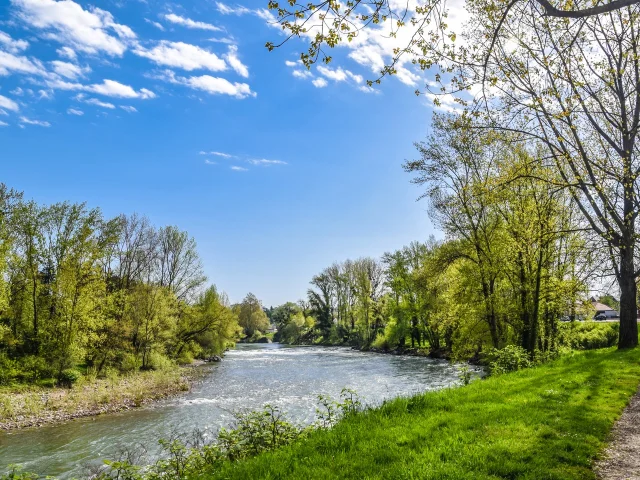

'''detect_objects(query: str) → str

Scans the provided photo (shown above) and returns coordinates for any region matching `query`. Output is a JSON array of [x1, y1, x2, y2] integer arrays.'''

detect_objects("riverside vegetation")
[[0, 185, 283, 428], [3, 343, 638, 479]]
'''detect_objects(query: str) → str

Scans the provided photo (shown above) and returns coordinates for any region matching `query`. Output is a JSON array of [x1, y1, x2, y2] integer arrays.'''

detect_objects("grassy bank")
[[0, 367, 196, 430], [203, 347, 640, 480]]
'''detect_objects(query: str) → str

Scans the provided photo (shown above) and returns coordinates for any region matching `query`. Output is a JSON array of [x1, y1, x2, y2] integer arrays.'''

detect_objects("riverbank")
[[0, 366, 203, 430], [200, 346, 640, 479]]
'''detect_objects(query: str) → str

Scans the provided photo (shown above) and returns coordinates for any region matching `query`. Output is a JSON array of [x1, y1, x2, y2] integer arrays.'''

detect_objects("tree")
[[157, 226, 206, 301], [235, 293, 270, 338], [265, 0, 640, 351]]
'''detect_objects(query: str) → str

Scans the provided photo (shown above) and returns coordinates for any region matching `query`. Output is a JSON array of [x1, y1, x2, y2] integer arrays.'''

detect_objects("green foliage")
[[0, 184, 242, 387], [0, 465, 39, 480], [202, 348, 640, 480], [57, 369, 80, 388], [558, 322, 619, 350], [457, 365, 473, 386], [486, 345, 532, 375], [87, 391, 364, 479]]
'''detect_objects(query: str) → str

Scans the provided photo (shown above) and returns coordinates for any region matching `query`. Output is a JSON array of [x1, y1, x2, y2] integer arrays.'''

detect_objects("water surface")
[[0, 344, 468, 478]]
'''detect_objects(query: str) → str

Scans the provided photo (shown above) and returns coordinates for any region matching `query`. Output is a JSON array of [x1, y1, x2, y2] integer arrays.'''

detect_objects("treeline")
[[0, 185, 242, 385], [271, 118, 602, 359]]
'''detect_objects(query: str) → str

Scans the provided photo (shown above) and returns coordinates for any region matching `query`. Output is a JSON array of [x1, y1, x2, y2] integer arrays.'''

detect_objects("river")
[[0, 343, 469, 478]]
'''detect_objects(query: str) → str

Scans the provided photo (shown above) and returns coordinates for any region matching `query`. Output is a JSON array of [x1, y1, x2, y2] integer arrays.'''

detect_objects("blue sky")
[[0, 0, 442, 306]]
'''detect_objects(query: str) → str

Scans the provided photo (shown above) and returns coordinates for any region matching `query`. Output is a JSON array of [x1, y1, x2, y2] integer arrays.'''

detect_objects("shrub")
[[0, 353, 18, 386], [372, 317, 407, 351], [57, 369, 80, 388], [487, 345, 532, 375], [177, 351, 194, 366], [120, 353, 141, 373], [18, 356, 53, 383], [147, 352, 173, 371], [558, 322, 618, 350]]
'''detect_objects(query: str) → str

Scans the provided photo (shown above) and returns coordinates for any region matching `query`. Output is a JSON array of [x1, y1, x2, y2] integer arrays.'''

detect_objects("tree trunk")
[[618, 244, 638, 348]]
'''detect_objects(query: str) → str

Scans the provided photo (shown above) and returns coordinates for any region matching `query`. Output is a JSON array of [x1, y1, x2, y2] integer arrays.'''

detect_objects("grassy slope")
[[204, 347, 640, 480]]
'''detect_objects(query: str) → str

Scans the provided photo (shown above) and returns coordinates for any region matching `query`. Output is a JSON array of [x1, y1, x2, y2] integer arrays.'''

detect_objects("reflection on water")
[[0, 344, 470, 478]]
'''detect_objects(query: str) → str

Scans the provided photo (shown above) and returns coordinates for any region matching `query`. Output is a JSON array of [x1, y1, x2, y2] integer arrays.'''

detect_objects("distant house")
[[591, 298, 619, 319]]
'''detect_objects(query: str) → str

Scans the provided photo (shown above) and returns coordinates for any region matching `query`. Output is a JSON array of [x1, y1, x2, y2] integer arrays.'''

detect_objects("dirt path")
[[596, 388, 640, 480]]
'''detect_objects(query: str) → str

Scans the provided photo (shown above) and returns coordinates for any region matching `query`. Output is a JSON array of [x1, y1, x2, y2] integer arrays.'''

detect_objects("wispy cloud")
[[230, 165, 248, 171], [224, 45, 248, 78], [204, 159, 217, 165], [82, 97, 116, 109], [0, 30, 29, 53], [153, 70, 255, 99], [120, 105, 137, 113], [0, 94, 19, 112], [164, 13, 223, 32], [145, 18, 165, 31], [67, 108, 83, 115], [248, 159, 287, 166], [0, 121, 8, 127], [48, 78, 156, 99], [208, 37, 235, 44], [19, 116, 50, 127]]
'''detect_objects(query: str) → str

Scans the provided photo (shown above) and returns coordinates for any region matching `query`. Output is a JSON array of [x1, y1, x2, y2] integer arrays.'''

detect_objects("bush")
[[371, 317, 406, 351], [18, 356, 52, 383], [57, 369, 80, 388], [120, 353, 141, 373], [0, 353, 18, 386], [487, 345, 532, 375], [147, 352, 173, 371], [177, 351, 194, 365], [558, 322, 618, 350]]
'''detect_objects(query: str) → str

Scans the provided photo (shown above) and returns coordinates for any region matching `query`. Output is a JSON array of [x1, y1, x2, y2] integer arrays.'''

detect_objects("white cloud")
[[0, 94, 19, 111], [312, 77, 327, 88], [90, 80, 155, 98], [358, 85, 378, 94], [230, 165, 247, 171], [38, 88, 52, 99], [292, 70, 312, 79], [48, 78, 156, 99], [0, 50, 47, 76], [12, 0, 135, 56], [10, 87, 24, 96], [285, 60, 297, 67], [56, 46, 76, 60], [216, 2, 276, 23], [204, 159, 216, 165], [0, 121, 8, 126], [0, 31, 29, 53], [67, 107, 83, 115], [134, 41, 226, 72], [224, 45, 248, 78], [50, 60, 90, 79], [0, 109, 7, 115], [211, 151, 232, 157], [317, 65, 348, 82], [19, 116, 50, 126], [83, 97, 115, 108], [156, 70, 255, 99], [208, 37, 235, 44], [347, 71, 363, 84], [164, 13, 222, 32], [248, 158, 286, 166], [145, 18, 165, 31], [120, 105, 137, 112]]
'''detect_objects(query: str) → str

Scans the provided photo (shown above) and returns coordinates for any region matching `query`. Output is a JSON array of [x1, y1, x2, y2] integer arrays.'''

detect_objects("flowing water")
[[0, 344, 469, 478]]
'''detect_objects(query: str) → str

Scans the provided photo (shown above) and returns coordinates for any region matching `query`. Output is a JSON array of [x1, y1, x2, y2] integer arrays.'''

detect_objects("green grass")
[[202, 347, 640, 480]]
